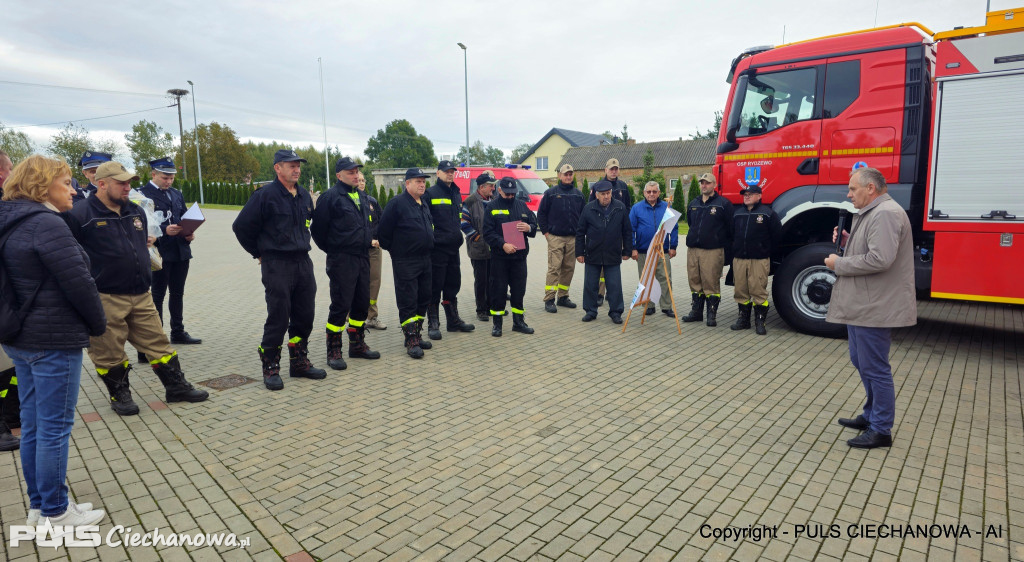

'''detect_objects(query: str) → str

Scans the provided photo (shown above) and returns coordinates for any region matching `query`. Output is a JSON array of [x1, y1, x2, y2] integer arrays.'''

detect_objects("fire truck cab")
[[715, 7, 1024, 337]]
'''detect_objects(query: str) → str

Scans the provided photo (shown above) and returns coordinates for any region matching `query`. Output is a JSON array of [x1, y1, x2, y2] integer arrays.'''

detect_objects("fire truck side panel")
[[930, 231, 1024, 304]]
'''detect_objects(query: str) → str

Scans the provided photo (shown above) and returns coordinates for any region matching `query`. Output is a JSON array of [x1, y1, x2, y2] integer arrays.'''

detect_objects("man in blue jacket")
[[629, 181, 679, 317]]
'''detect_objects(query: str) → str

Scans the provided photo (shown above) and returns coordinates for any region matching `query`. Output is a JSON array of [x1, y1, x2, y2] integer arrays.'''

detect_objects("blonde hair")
[[1, 155, 71, 202]]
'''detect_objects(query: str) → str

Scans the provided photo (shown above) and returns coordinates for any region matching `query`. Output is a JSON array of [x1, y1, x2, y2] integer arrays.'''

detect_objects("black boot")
[[427, 304, 442, 340], [681, 293, 705, 323], [98, 362, 140, 416], [151, 355, 209, 403], [414, 320, 432, 349], [730, 303, 752, 330], [403, 323, 424, 359], [288, 339, 327, 380], [491, 314, 503, 337], [259, 346, 283, 390], [544, 299, 557, 313], [0, 419, 17, 452], [326, 330, 347, 370], [442, 299, 475, 332], [556, 295, 577, 309], [754, 304, 769, 335], [706, 295, 721, 327], [348, 326, 381, 359], [512, 313, 534, 334]]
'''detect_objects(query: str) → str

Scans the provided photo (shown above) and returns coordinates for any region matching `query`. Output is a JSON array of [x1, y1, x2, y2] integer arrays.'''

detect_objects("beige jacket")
[[0, 348, 13, 372], [826, 193, 917, 328]]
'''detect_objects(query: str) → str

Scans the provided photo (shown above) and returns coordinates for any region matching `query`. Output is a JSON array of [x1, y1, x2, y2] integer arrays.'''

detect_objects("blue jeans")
[[2, 345, 82, 517], [846, 326, 894, 435]]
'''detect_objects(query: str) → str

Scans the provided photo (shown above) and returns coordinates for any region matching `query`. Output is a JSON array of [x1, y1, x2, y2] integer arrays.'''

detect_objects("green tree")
[[456, 140, 506, 166], [671, 178, 686, 214], [125, 120, 174, 172], [0, 121, 34, 164], [47, 123, 120, 183], [683, 175, 700, 221], [178, 122, 260, 183], [690, 111, 724, 140], [581, 178, 590, 200], [631, 149, 667, 199], [364, 119, 437, 168], [510, 142, 532, 164]]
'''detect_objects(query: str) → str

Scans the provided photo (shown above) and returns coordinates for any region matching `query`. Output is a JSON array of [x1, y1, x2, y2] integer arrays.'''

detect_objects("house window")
[[535, 156, 548, 170], [669, 179, 679, 190]]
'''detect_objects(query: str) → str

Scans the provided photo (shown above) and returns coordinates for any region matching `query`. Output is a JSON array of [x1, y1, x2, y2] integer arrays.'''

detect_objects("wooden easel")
[[622, 190, 682, 335]]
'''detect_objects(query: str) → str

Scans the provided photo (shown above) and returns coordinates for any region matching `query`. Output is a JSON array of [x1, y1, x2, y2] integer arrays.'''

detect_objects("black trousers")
[[151, 259, 190, 335], [488, 258, 527, 315], [326, 252, 370, 329], [430, 247, 461, 304], [584, 263, 623, 316], [260, 255, 316, 348], [470, 258, 490, 314], [393, 255, 431, 326]]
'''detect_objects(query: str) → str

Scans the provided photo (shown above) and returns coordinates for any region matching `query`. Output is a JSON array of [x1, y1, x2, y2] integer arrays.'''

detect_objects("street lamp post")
[[457, 42, 469, 166], [167, 89, 189, 180], [186, 80, 204, 204]]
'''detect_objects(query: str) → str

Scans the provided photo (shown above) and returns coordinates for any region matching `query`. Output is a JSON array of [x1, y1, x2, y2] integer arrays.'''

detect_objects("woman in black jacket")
[[0, 155, 107, 528]]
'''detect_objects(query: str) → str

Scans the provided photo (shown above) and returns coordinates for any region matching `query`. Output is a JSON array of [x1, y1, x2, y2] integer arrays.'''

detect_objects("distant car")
[[451, 165, 547, 212]]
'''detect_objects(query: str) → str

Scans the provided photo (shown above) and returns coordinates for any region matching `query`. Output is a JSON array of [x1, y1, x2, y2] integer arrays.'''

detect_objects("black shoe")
[[681, 293, 705, 323], [662, 309, 675, 318], [288, 341, 327, 380], [595, 295, 604, 307], [348, 327, 381, 359], [0, 425, 18, 452], [171, 332, 202, 345], [403, 324, 424, 359], [442, 299, 475, 332], [414, 320, 432, 350], [645, 307, 655, 316], [609, 313, 623, 324], [544, 300, 557, 314], [753, 304, 769, 335], [477, 312, 489, 322], [137, 351, 147, 364], [582, 313, 596, 322], [99, 363, 140, 416], [427, 305, 442, 341], [705, 295, 720, 327], [511, 313, 534, 334], [838, 415, 870, 430], [259, 346, 284, 390], [847, 430, 892, 449], [556, 296, 577, 309], [730, 303, 752, 331]]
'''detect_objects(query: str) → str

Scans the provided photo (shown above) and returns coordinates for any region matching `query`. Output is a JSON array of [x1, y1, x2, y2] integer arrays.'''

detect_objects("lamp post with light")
[[457, 42, 469, 166], [186, 80, 204, 204]]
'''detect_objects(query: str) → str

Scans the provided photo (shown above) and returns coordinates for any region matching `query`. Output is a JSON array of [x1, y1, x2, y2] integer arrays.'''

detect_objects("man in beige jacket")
[[825, 167, 916, 449]]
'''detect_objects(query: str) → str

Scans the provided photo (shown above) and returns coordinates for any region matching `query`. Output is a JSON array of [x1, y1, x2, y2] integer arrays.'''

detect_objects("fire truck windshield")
[[730, 68, 818, 137]]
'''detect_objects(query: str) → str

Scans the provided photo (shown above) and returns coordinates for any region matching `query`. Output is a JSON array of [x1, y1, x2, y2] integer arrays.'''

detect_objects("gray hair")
[[644, 181, 660, 191], [851, 167, 887, 193]]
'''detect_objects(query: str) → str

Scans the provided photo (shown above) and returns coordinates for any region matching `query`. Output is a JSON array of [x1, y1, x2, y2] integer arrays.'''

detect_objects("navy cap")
[[592, 182, 612, 192], [334, 156, 362, 172], [405, 168, 430, 180], [475, 171, 497, 186], [740, 185, 762, 195], [498, 176, 517, 194], [79, 151, 112, 169], [437, 160, 457, 171], [149, 157, 177, 174], [274, 149, 307, 164]]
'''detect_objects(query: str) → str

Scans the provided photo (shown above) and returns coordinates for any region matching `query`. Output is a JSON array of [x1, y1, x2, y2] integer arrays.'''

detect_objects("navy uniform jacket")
[[588, 177, 633, 209], [482, 195, 538, 261], [366, 193, 381, 239], [66, 195, 152, 295], [575, 199, 633, 266], [140, 181, 192, 262], [538, 182, 585, 236], [685, 192, 734, 250], [731, 202, 782, 260], [378, 190, 434, 260], [232, 178, 314, 260], [310, 180, 372, 256], [71, 178, 89, 202], [424, 180, 464, 251]]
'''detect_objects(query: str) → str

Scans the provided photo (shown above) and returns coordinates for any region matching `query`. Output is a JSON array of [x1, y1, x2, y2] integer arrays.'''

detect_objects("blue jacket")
[[629, 200, 678, 253]]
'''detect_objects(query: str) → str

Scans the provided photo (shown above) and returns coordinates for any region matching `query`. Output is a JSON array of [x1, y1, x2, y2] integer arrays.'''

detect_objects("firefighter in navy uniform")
[[76, 150, 112, 201], [232, 150, 326, 390], [424, 160, 474, 340], [588, 158, 633, 306], [140, 157, 201, 345], [482, 177, 538, 337], [729, 184, 782, 334], [537, 164, 584, 313], [378, 168, 436, 358], [310, 157, 381, 371], [682, 172, 734, 326]]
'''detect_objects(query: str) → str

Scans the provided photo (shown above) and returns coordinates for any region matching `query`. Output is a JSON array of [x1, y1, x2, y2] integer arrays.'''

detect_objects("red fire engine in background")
[[714, 7, 1024, 337]]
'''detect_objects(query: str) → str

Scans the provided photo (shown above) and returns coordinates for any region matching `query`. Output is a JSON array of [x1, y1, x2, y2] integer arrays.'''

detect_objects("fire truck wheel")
[[772, 243, 847, 338]]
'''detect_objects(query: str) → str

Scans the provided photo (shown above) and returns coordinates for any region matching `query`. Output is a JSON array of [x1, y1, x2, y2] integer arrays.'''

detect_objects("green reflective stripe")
[[545, 285, 556, 290], [712, 293, 721, 297], [600, 277, 605, 282], [557, 284, 570, 290], [401, 315, 423, 326], [743, 300, 752, 305], [491, 209, 509, 215], [369, 299, 377, 305], [305, 219, 311, 228], [9, 375, 16, 386], [490, 310, 506, 316], [368, 215, 373, 222], [430, 198, 452, 205], [326, 322, 345, 332], [761, 300, 769, 306], [96, 367, 110, 375], [0, 389, 5, 398], [149, 351, 178, 365], [348, 319, 365, 327], [510, 307, 524, 314], [289, 336, 303, 344]]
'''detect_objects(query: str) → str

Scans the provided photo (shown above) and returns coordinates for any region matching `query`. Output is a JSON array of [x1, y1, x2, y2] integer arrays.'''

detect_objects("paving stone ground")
[[1, 208, 1021, 561]]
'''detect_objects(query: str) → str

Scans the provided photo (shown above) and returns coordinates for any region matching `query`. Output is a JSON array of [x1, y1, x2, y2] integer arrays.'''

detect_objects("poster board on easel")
[[622, 204, 682, 335]]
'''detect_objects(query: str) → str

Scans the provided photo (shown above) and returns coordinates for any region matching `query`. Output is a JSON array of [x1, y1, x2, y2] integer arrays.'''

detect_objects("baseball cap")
[[437, 160, 457, 171], [559, 164, 574, 174], [698, 172, 715, 183], [605, 158, 620, 169], [94, 161, 140, 183], [274, 149, 307, 164], [498, 177, 517, 194], [475, 171, 497, 186], [149, 157, 176, 174], [740, 185, 762, 195], [405, 168, 430, 180], [334, 156, 362, 172]]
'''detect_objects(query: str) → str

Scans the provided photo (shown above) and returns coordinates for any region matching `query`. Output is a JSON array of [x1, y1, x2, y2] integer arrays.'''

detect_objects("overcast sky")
[[1, 0, 1008, 164]]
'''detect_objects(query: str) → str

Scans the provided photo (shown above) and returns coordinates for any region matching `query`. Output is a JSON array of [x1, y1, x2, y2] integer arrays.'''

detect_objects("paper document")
[[177, 203, 206, 237]]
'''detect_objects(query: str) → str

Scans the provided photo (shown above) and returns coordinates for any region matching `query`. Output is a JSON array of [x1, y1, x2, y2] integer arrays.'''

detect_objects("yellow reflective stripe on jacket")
[[430, 198, 452, 205], [491, 209, 510, 215]]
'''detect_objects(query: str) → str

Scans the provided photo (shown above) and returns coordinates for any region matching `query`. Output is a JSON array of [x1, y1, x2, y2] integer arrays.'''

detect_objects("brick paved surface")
[[1, 208, 1021, 561]]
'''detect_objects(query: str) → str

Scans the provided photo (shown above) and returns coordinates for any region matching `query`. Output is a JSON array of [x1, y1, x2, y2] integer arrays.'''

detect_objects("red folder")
[[502, 221, 526, 250]]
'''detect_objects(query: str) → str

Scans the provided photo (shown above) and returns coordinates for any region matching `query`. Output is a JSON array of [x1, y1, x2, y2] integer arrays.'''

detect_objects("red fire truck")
[[451, 165, 547, 212], [714, 7, 1024, 337]]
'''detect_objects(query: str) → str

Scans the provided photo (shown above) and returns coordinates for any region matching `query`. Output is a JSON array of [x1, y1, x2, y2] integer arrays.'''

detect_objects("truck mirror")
[[760, 95, 777, 114]]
